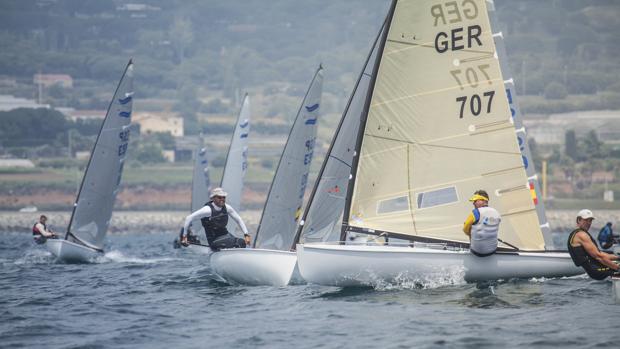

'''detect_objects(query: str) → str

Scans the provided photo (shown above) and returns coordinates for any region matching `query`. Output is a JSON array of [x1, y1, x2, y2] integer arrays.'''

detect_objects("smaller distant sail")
[[66, 60, 134, 250], [221, 94, 250, 233], [190, 135, 210, 237], [253, 67, 324, 250]]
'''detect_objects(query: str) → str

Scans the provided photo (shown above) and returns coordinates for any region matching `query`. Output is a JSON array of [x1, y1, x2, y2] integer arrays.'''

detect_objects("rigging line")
[[497, 238, 519, 251], [370, 77, 505, 108], [364, 133, 521, 156], [328, 154, 352, 168]]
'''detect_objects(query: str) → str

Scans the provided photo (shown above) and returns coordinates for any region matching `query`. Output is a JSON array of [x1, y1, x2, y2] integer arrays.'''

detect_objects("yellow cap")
[[469, 194, 489, 202]]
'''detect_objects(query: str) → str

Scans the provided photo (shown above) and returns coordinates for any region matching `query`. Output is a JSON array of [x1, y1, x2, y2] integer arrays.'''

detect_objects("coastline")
[[2, 209, 619, 234]]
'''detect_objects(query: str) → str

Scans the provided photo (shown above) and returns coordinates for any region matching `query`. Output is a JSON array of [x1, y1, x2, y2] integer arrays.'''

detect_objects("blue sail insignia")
[[119, 111, 131, 118], [305, 117, 318, 125], [240, 120, 249, 128], [240, 133, 249, 139], [118, 96, 133, 105], [305, 103, 319, 112]]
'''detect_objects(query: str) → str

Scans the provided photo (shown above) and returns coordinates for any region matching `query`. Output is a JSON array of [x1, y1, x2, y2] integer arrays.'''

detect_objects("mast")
[[65, 59, 133, 247], [341, 0, 397, 241], [253, 65, 323, 249]]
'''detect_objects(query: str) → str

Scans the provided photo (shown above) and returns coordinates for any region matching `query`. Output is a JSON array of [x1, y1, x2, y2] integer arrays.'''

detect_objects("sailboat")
[[45, 59, 134, 262], [178, 95, 251, 253], [296, 0, 584, 287], [210, 66, 324, 286]]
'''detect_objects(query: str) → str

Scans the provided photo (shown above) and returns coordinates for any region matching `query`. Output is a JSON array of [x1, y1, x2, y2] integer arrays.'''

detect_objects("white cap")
[[210, 187, 228, 198], [577, 209, 594, 220]]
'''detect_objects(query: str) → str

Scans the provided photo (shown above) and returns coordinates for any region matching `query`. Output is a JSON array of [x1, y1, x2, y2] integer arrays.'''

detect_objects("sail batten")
[[344, 0, 545, 251]]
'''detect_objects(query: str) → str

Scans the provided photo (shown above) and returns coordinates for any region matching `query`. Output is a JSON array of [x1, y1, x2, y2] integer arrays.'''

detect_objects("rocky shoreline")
[[2, 209, 619, 234]]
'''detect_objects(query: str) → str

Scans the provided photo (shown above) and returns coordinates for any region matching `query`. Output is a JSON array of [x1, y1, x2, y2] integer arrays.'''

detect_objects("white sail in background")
[[254, 67, 324, 250], [221, 94, 250, 233], [297, 26, 385, 246], [486, 0, 552, 248], [66, 60, 134, 250], [190, 135, 210, 237], [345, 0, 546, 251]]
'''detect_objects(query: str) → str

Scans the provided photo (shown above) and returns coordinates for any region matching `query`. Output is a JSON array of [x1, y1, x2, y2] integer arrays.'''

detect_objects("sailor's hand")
[[244, 234, 251, 246], [181, 236, 189, 247]]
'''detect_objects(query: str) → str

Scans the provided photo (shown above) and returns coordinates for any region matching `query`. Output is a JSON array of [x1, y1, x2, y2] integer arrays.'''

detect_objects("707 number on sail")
[[456, 91, 494, 119]]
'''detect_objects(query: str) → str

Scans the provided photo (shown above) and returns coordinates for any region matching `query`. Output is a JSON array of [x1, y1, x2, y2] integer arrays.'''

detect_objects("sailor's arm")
[[576, 232, 619, 270], [182, 206, 212, 237], [226, 204, 249, 236], [463, 212, 475, 237], [35, 223, 54, 237]]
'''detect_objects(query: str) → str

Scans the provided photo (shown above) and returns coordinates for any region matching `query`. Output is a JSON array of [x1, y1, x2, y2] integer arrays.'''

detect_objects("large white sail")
[[221, 94, 250, 233], [296, 25, 385, 246], [486, 0, 552, 248], [345, 0, 546, 251], [66, 60, 134, 250], [190, 135, 210, 237], [253, 67, 324, 250]]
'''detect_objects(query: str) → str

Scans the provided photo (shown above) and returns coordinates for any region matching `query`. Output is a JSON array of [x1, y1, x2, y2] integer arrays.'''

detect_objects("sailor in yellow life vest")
[[463, 190, 501, 257], [567, 209, 620, 280]]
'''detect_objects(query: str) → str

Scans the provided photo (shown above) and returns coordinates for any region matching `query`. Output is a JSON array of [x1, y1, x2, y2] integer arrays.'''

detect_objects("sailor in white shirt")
[[181, 187, 250, 251]]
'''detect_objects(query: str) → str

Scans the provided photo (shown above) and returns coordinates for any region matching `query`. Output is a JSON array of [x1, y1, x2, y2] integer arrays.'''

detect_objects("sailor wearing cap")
[[463, 189, 501, 257], [567, 209, 620, 279], [181, 187, 251, 251]]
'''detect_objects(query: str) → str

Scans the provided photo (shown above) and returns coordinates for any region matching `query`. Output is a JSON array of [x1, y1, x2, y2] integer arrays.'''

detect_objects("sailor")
[[180, 187, 251, 251], [463, 190, 501, 257], [32, 215, 57, 244], [597, 222, 618, 250], [567, 209, 620, 280]]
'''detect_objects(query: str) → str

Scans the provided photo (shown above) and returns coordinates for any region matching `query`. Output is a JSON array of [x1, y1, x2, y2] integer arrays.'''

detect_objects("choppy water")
[[1, 232, 617, 349]]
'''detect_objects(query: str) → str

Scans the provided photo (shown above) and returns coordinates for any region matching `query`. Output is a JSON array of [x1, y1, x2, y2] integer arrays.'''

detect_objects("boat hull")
[[46, 239, 102, 263], [210, 249, 299, 286], [296, 244, 584, 287]]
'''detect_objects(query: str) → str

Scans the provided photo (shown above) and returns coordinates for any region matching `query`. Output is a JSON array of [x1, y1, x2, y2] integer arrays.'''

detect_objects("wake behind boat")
[[44, 60, 134, 263], [210, 66, 323, 286], [296, 0, 584, 286]]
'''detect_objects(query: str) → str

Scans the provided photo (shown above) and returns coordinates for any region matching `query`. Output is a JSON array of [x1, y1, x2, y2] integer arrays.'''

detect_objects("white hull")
[[210, 249, 299, 286], [296, 243, 584, 287], [46, 239, 102, 263]]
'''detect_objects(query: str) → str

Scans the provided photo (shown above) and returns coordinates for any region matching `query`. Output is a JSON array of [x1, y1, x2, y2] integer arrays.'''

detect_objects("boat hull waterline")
[[46, 239, 102, 263], [210, 249, 300, 286], [296, 244, 584, 287]]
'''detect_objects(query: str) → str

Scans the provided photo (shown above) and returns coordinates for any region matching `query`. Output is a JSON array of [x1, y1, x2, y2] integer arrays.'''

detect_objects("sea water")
[[1, 232, 617, 349]]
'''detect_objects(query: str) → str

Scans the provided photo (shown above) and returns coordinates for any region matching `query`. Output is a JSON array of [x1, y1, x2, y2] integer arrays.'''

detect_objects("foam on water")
[[98, 250, 180, 264]]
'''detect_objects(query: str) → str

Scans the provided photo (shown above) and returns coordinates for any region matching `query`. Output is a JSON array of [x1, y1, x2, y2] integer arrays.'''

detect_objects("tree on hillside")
[[564, 129, 578, 160]]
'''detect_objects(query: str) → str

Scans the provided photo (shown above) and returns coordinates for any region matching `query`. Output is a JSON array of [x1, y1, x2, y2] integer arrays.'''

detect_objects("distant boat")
[[210, 66, 324, 286], [19, 206, 38, 213], [296, 0, 583, 287], [179, 95, 251, 253], [45, 60, 134, 262]]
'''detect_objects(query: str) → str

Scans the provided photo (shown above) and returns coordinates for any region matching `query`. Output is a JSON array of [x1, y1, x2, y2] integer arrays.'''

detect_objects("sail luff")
[[65, 59, 134, 249], [341, 0, 398, 241], [486, 0, 553, 249], [253, 66, 324, 250]]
